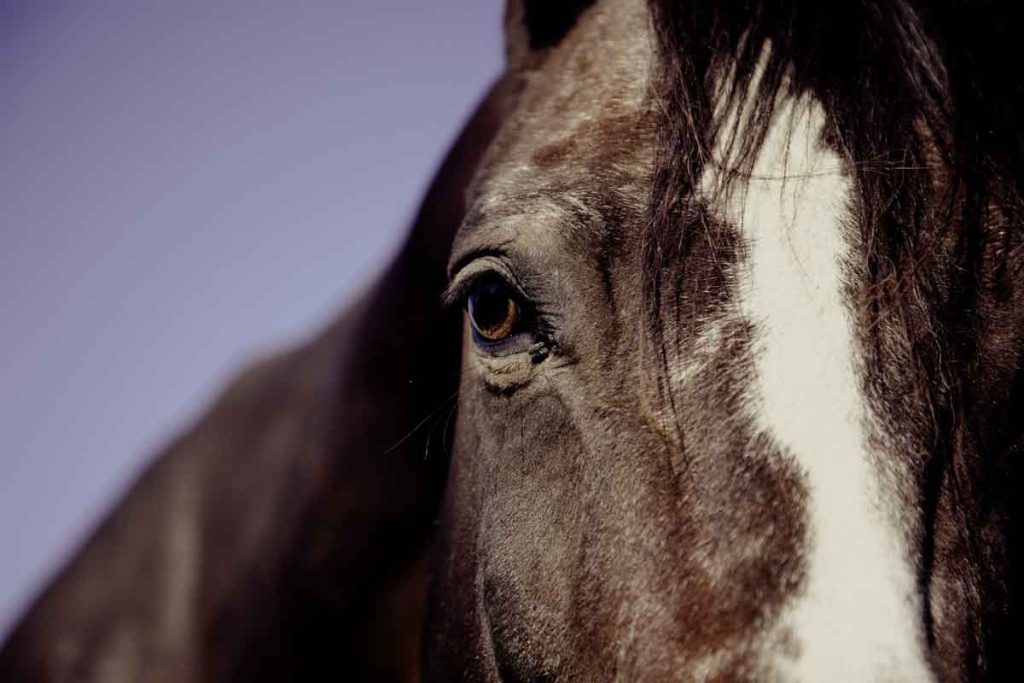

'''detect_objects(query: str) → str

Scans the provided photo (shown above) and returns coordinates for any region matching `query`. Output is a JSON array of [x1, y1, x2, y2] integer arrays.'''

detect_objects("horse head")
[[2, 1, 1021, 680], [429, 0, 1024, 679]]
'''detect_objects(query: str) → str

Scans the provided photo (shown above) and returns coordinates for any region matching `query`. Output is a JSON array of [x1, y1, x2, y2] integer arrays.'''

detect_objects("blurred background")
[[0, 0, 502, 639]]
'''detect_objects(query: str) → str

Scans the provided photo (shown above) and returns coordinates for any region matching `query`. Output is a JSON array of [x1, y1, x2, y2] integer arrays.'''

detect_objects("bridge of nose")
[[697, 86, 933, 678]]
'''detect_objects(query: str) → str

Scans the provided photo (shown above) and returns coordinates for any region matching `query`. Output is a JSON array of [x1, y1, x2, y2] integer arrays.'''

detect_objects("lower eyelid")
[[469, 327, 536, 357], [470, 343, 542, 394]]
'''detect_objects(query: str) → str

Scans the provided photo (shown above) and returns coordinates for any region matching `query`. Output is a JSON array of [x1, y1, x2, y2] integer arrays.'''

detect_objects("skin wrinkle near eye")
[[446, 234, 517, 280], [452, 183, 638, 277], [444, 255, 530, 310], [447, 224, 568, 311]]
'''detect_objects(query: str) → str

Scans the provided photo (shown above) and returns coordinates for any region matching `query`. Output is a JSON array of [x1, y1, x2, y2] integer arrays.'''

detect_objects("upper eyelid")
[[442, 255, 527, 310], [446, 233, 517, 280]]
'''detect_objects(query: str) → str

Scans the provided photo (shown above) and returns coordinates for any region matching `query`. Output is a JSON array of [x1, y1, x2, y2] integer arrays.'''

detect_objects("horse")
[[2, 0, 1022, 679]]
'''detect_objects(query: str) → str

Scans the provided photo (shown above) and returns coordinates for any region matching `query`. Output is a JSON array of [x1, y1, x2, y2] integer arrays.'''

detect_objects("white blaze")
[[705, 93, 933, 679]]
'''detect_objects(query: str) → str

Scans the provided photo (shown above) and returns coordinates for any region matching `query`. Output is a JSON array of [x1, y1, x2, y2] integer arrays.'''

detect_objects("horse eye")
[[467, 276, 521, 343]]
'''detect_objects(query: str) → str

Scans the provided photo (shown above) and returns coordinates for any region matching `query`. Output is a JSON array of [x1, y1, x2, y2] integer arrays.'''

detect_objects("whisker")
[[383, 390, 460, 456]]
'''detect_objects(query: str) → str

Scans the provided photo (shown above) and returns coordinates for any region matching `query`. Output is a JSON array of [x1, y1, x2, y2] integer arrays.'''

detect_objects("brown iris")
[[467, 276, 520, 342]]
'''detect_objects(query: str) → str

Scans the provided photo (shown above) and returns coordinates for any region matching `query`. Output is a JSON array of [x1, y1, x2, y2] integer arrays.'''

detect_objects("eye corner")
[[440, 277, 472, 313]]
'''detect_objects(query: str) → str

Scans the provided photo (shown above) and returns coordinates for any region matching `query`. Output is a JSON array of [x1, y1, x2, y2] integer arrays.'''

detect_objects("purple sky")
[[0, 0, 502, 637]]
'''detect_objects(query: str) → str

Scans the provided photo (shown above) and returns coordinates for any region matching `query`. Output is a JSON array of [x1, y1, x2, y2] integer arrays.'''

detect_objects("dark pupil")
[[470, 279, 513, 334]]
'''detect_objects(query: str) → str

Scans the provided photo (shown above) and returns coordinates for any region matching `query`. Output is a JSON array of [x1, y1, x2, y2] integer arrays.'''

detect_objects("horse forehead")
[[487, 0, 656, 182], [523, 0, 653, 114], [461, 0, 656, 261]]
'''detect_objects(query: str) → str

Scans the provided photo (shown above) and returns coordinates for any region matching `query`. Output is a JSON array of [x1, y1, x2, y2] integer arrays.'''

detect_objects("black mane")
[[645, 1, 1024, 675], [645, 0, 1024, 297]]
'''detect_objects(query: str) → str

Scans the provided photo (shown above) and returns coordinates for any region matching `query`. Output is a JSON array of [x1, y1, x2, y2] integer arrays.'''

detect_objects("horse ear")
[[505, 0, 596, 70], [0, 77, 510, 681]]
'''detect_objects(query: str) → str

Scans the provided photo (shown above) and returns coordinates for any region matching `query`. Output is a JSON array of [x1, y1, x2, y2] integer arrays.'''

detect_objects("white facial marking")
[[704, 89, 933, 679]]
